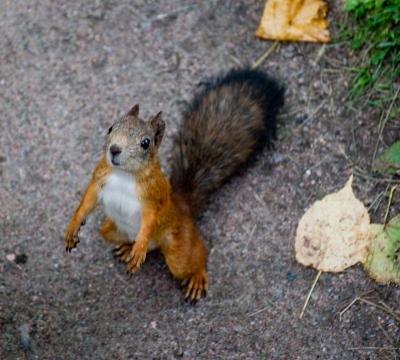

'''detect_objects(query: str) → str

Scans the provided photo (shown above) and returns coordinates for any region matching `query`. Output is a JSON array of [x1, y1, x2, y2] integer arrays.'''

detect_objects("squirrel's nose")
[[110, 144, 122, 157]]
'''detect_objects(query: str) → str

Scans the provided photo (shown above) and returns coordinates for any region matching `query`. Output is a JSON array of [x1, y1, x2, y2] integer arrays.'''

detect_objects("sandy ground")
[[1, 1, 399, 359]]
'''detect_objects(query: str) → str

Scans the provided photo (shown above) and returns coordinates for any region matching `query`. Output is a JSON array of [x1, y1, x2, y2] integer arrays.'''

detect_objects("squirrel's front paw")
[[126, 242, 147, 273], [64, 220, 85, 252]]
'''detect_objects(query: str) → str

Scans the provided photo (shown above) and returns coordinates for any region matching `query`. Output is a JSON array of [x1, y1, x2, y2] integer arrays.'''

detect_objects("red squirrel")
[[65, 68, 284, 301]]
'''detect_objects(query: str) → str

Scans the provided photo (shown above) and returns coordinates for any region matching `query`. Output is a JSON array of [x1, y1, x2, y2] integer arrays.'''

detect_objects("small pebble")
[[271, 153, 286, 164], [313, 80, 321, 88], [19, 323, 30, 349], [287, 272, 297, 282], [6, 253, 16, 262]]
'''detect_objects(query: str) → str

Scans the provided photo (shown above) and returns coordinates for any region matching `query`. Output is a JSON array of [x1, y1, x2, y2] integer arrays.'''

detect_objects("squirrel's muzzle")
[[110, 144, 122, 166]]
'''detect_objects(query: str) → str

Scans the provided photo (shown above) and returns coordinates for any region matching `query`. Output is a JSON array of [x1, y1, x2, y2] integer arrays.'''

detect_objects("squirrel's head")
[[105, 104, 165, 173]]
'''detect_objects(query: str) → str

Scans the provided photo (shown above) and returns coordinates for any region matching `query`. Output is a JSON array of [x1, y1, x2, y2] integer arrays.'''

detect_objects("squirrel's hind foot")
[[182, 270, 208, 301], [113, 243, 132, 263]]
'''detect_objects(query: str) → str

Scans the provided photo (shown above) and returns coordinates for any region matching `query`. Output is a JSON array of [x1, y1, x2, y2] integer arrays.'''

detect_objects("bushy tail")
[[169, 68, 284, 215]]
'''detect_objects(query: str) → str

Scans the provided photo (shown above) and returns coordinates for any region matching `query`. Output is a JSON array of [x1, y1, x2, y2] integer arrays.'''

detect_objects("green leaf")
[[363, 217, 400, 285], [345, 0, 361, 11], [371, 49, 388, 65], [378, 141, 400, 174], [386, 215, 400, 244], [378, 41, 397, 48], [375, 81, 390, 90]]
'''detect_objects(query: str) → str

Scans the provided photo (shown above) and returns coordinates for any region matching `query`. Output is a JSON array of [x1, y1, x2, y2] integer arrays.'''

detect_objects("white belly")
[[100, 170, 141, 241]]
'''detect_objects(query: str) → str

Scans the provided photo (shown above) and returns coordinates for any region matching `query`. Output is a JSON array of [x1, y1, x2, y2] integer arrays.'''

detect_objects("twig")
[[372, 86, 400, 165], [337, 144, 353, 165], [314, 44, 326, 66], [361, 44, 374, 67], [383, 185, 398, 228], [367, 188, 387, 212], [153, 4, 195, 20], [307, 154, 331, 172], [299, 270, 322, 319], [349, 347, 400, 351], [340, 296, 400, 322], [323, 68, 346, 73], [292, 100, 326, 133], [339, 290, 374, 319], [228, 53, 243, 66], [340, 297, 360, 319], [352, 170, 400, 185], [360, 298, 400, 322], [248, 299, 277, 317], [252, 41, 279, 69], [372, 313, 393, 345]]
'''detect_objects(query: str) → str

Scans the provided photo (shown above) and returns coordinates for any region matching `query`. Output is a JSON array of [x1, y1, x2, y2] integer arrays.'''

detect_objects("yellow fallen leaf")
[[295, 176, 371, 272], [256, 0, 331, 43]]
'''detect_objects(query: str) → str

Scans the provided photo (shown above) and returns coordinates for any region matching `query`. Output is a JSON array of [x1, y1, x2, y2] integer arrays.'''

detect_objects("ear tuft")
[[127, 104, 139, 117], [151, 112, 165, 147]]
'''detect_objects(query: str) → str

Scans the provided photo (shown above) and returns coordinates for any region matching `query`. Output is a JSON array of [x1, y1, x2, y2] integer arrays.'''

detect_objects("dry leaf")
[[256, 0, 331, 43], [295, 176, 371, 272]]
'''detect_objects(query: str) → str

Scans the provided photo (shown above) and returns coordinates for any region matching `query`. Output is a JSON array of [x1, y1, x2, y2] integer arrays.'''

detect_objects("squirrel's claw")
[[113, 243, 133, 263], [64, 225, 81, 253], [182, 271, 208, 302], [65, 238, 79, 252], [126, 243, 147, 273]]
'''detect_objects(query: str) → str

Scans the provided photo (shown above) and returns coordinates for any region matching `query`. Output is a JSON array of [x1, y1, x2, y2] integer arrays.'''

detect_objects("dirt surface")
[[1, 1, 399, 359]]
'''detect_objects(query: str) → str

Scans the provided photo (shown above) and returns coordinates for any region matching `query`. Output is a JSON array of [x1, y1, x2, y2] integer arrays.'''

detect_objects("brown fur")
[[170, 69, 284, 214], [65, 69, 283, 301]]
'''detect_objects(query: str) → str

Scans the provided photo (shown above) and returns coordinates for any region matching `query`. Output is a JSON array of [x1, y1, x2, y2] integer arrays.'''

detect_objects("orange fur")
[[65, 69, 284, 300], [65, 155, 208, 300], [65, 69, 283, 301], [65, 157, 110, 250]]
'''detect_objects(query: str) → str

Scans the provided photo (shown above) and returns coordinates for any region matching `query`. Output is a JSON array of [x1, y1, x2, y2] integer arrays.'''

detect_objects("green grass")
[[341, 0, 399, 111]]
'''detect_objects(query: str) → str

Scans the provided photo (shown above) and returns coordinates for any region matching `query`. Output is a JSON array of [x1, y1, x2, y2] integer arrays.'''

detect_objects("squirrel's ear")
[[150, 111, 165, 147], [127, 104, 139, 117]]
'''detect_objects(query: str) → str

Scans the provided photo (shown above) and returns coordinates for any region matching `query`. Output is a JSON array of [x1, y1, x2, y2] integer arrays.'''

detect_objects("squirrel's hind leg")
[[101, 218, 159, 263], [100, 218, 132, 262], [162, 224, 208, 301], [113, 241, 159, 263], [100, 218, 130, 244]]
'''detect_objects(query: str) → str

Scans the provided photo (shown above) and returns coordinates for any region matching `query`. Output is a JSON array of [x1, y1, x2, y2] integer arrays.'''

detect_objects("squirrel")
[[64, 68, 284, 301]]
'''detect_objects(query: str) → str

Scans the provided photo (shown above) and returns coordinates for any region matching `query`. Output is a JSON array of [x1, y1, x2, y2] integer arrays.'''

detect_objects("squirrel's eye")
[[107, 126, 113, 134], [141, 138, 150, 150]]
